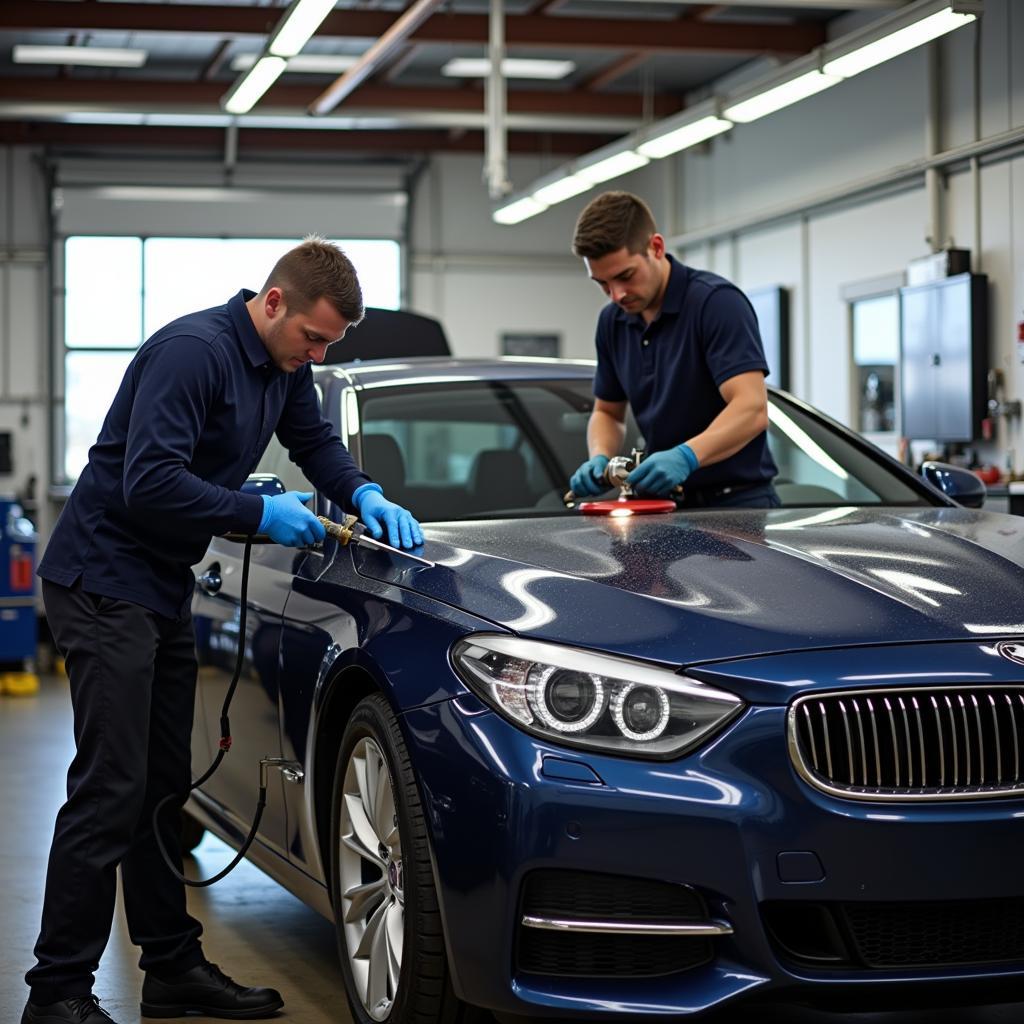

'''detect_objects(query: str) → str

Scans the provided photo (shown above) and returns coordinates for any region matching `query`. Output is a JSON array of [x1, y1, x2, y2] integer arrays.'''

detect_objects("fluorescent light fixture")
[[231, 53, 359, 74], [577, 149, 649, 183], [493, 196, 548, 225], [268, 0, 339, 58], [724, 70, 840, 124], [824, 7, 977, 79], [442, 58, 576, 80], [13, 45, 147, 68], [532, 174, 593, 205], [222, 56, 287, 114], [638, 115, 732, 159]]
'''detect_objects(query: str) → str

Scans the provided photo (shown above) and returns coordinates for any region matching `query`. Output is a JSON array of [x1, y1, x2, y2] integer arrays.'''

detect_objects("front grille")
[[516, 870, 713, 978], [788, 686, 1024, 800], [763, 897, 1024, 969]]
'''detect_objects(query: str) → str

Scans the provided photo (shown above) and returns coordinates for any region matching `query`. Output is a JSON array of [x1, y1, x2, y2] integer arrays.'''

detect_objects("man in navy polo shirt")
[[569, 191, 778, 508], [24, 238, 422, 1024]]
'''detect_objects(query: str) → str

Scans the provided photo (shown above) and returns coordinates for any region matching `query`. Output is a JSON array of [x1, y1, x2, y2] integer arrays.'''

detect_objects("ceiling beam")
[[1, 2, 825, 55], [309, 0, 445, 115], [582, 53, 649, 92], [0, 120, 613, 155], [0, 77, 682, 119]]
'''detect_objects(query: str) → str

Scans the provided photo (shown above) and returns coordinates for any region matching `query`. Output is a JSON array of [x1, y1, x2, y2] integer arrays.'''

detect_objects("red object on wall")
[[9, 549, 32, 592]]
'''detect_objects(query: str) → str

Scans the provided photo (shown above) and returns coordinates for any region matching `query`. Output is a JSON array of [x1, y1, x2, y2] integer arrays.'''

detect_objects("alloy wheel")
[[338, 735, 404, 1021]]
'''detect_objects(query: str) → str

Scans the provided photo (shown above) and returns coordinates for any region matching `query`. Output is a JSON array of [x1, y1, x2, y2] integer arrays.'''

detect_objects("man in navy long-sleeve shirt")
[[24, 238, 422, 1024]]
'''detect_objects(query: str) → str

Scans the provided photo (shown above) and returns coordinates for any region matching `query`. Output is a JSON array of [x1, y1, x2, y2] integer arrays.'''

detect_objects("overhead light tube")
[[268, 0, 339, 58], [824, 7, 977, 79], [533, 174, 593, 206], [13, 45, 148, 68], [638, 114, 732, 159], [724, 70, 841, 124], [493, 196, 548, 225], [222, 56, 288, 114]]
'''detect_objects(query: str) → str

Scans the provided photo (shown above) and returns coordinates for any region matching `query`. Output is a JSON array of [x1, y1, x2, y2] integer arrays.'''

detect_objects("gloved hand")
[[569, 454, 610, 497], [626, 444, 699, 497], [259, 491, 326, 547], [353, 483, 424, 549]]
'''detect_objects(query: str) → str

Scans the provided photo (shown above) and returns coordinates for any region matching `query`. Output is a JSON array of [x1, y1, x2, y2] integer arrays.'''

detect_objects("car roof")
[[313, 355, 597, 389]]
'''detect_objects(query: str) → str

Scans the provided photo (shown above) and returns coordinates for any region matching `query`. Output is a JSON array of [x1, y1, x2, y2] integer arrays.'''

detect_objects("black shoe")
[[21, 996, 117, 1023], [140, 960, 283, 1019]]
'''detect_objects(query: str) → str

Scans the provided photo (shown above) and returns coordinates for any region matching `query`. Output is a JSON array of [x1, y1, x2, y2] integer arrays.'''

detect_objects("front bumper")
[[401, 694, 1024, 1018]]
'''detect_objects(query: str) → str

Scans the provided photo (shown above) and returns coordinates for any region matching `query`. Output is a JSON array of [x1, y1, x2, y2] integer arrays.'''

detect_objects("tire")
[[179, 809, 206, 853], [330, 693, 480, 1024]]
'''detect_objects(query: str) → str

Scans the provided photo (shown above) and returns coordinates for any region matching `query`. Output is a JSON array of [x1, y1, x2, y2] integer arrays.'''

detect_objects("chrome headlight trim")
[[451, 634, 744, 761]]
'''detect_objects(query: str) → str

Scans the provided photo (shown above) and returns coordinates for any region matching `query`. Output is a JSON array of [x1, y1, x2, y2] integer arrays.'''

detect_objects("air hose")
[[152, 537, 263, 887]]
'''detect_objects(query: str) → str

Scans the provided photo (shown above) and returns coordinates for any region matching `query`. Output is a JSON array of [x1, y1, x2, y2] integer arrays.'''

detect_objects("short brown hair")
[[572, 191, 657, 260], [261, 235, 365, 325]]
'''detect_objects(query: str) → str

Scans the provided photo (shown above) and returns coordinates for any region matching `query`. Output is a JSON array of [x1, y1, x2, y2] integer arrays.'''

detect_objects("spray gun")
[[317, 514, 434, 567], [225, 514, 434, 567]]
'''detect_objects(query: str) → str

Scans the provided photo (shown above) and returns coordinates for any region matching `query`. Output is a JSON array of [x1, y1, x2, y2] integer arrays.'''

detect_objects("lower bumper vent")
[[516, 870, 717, 978], [763, 896, 1024, 969]]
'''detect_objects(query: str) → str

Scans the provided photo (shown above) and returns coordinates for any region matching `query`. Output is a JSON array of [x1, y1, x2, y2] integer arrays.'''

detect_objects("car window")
[[354, 380, 929, 521], [254, 435, 314, 494], [767, 397, 923, 506]]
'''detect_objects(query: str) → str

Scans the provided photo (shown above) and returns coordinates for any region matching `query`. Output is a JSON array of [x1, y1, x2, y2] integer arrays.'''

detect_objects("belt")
[[678, 480, 766, 507]]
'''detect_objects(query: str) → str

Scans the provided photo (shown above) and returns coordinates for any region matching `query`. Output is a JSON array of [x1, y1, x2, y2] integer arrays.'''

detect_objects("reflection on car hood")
[[355, 506, 1024, 665]]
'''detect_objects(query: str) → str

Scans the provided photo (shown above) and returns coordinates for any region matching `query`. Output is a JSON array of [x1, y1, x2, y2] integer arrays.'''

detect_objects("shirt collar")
[[611, 253, 689, 326], [229, 289, 273, 368]]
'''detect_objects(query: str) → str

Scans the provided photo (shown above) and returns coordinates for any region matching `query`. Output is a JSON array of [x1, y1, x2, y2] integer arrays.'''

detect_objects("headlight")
[[451, 634, 743, 759]]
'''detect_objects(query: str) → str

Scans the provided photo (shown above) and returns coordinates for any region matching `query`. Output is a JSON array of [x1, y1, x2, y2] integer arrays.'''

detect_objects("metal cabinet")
[[899, 273, 987, 442]]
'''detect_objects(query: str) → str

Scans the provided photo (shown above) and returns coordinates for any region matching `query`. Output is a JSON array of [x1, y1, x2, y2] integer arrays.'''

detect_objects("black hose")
[[153, 537, 264, 887]]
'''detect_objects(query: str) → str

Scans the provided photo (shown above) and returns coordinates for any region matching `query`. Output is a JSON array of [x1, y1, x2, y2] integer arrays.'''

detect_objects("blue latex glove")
[[353, 483, 424, 549], [626, 444, 699, 497], [569, 454, 610, 498], [259, 491, 326, 547]]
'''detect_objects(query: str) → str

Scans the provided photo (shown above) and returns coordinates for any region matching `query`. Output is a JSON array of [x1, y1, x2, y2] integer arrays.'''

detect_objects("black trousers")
[[26, 579, 204, 1005]]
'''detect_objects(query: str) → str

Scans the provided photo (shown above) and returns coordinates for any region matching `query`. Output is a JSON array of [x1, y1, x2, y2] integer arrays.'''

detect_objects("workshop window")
[[59, 235, 401, 483]]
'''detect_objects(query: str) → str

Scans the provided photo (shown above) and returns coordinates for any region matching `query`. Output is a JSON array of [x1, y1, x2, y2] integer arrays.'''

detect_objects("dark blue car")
[[185, 355, 1023, 1023]]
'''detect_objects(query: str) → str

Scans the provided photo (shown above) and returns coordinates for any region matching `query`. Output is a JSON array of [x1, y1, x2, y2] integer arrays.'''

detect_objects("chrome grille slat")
[[1008, 695, 1020, 781], [838, 700, 854, 785], [898, 697, 913, 788], [789, 685, 1024, 802], [912, 697, 926, 787], [819, 701, 833, 779], [867, 697, 881, 786], [959, 695, 971, 787], [989, 696, 1002, 786], [852, 698, 868, 788], [945, 695, 959, 787], [802, 704, 818, 772], [930, 696, 945, 787], [971, 695, 985, 786], [884, 698, 900, 788]]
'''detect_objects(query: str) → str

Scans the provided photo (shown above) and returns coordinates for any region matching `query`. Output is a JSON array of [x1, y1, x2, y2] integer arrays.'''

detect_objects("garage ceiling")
[[1, 1, 901, 160]]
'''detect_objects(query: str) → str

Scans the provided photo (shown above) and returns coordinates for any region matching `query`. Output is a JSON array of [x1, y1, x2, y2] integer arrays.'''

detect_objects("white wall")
[[0, 146, 52, 544], [408, 153, 667, 359]]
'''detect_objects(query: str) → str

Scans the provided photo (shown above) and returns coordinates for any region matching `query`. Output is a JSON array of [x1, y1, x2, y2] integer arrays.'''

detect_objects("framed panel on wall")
[[501, 332, 561, 358], [746, 286, 790, 391]]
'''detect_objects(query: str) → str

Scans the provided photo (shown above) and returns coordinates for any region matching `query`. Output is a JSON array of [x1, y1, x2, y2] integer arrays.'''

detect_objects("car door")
[[191, 438, 318, 861]]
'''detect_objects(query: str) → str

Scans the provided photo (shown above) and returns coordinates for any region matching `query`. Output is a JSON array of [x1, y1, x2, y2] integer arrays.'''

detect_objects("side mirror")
[[241, 473, 286, 498], [920, 461, 986, 509]]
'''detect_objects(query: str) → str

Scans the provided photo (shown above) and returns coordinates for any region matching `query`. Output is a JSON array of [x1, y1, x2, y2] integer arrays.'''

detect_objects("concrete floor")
[[3, 676, 1023, 1024]]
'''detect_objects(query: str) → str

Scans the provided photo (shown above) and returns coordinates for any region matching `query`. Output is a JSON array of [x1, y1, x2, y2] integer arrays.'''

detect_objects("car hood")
[[353, 506, 1024, 666]]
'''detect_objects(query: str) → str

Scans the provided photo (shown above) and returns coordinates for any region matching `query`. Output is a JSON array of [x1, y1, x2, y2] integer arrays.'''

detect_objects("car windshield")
[[356, 378, 931, 521]]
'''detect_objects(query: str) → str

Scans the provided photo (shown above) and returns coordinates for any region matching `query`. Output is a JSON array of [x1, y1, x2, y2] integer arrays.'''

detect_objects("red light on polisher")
[[578, 499, 677, 516]]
